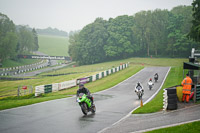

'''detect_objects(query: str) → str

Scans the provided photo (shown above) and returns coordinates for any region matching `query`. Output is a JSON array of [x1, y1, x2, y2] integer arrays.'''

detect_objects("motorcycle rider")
[[154, 73, 159, 82], [76, 84, 94, 105], [147, 78, 154, 89], [135, 82, 144, 93]]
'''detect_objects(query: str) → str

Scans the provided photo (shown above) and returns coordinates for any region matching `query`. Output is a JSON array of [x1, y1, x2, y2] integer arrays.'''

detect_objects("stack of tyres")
[[166, 87, 177, 110]]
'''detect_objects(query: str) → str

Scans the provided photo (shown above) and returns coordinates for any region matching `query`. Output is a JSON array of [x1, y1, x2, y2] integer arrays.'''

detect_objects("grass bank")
[[38, 35, 69, 56], [133, 66, 183, 114], [146, 120, 200, 133], [0, 65, 143, 110], [1, 59, 40, 68]]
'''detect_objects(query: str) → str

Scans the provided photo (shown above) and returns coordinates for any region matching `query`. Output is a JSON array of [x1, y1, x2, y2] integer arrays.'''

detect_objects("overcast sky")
[[0, 0, 193, 32]]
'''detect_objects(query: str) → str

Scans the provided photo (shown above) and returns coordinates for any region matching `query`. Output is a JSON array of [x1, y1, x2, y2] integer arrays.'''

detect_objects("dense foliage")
[[0, 13, 39, 62], [69, 6, 200, 65], [188, 0, 200, 42]]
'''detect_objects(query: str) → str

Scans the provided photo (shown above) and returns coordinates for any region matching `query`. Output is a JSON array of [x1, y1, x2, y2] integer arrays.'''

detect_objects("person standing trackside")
[[181, 73, 193, 103]]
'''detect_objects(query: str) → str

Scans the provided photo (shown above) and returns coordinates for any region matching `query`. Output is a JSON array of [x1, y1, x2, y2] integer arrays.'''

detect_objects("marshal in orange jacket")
[[181, 76, 193, 94]]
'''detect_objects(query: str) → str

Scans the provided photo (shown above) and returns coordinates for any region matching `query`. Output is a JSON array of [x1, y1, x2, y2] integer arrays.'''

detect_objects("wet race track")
[[0, 67, 170, 133]]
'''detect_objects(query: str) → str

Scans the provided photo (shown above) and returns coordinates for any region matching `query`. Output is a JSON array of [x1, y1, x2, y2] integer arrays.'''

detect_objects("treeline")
[[68, 5, 200, 65], [0, 13, 39, 62]]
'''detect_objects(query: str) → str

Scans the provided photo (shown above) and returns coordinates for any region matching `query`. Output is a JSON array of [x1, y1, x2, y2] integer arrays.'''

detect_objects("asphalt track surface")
[[102, 104, 200, 133], [0, 67, 169, 133]]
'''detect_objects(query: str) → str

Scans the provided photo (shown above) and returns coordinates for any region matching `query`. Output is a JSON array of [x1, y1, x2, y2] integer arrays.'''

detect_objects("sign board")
[[18, 55, 71, 61]]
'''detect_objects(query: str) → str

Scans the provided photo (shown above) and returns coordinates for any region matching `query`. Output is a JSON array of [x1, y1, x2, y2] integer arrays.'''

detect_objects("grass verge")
[[0, 65, 143, 110], [146, 120, 200, 133], [133, 66, 183, 114]]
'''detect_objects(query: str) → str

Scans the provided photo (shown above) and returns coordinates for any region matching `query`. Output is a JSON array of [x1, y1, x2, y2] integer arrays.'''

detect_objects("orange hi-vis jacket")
[[181, 76, 193, 94]]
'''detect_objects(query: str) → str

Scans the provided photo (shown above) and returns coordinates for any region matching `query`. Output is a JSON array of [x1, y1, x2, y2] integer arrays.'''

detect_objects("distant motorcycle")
[[154, 76, 158, 82], [148, 81, 154, 90], [77, 93, 96, 115], [154, 73, 159, 82]]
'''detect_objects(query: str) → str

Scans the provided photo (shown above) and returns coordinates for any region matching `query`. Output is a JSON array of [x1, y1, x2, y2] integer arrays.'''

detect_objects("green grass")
[[1, 59, 40, 68], [38, 35, 69, 56], [146, 121, 200, 133], [0, 65, 143, 110], [133, 66, 183, 114]]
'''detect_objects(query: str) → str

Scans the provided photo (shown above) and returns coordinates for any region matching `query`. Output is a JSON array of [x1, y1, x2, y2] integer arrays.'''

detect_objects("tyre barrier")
[[163, 87, 178, 110]]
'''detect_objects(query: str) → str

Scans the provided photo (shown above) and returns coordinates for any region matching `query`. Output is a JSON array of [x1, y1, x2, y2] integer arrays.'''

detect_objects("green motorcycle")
[[77, 93, 96, 115]]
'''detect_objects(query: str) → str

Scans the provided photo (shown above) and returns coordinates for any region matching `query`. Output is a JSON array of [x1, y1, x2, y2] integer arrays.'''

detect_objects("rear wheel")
[[80, 103, 88, 115], [149, 86, 152, 90]]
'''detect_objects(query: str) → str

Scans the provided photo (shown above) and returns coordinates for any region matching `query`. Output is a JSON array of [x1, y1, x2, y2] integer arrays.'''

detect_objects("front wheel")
[[138, 92, 142, 99], [80, 103, 88, 115], [91, 104, 96, 113]]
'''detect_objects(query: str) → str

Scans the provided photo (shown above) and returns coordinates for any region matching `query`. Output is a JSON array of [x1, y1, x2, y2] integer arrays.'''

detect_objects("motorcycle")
[[148, 82, 154, 90], [135, 87, 144, 99], [76, 93, 96, 115], [154, 76, 158, 82]]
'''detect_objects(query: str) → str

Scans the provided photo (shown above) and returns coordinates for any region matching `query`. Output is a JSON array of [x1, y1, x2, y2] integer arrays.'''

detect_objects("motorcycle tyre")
[[81, 103, 88, 115], [91, 104, 96, 113]]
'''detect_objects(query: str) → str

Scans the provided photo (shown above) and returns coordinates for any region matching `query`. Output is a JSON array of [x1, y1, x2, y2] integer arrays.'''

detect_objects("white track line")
[[132, 119, 200, 133]]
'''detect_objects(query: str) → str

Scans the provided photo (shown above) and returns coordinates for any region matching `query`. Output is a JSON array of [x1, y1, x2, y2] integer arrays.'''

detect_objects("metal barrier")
[[18, 85, 33, 96], [194, 85, 200, 102]]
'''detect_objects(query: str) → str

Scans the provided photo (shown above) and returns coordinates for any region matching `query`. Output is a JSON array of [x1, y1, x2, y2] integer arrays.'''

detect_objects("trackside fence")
[[35, 63, 129, 96]]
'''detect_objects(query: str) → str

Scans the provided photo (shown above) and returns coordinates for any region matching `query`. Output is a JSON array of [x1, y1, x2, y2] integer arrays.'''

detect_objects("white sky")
[[0, 0, 193, 32]]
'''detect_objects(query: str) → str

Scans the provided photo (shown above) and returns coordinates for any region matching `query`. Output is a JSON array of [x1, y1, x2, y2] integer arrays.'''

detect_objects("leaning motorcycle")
[[76, 93, 96, 115]]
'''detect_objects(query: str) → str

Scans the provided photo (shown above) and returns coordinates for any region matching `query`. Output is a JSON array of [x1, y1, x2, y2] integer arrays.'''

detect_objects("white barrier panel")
[[112, 68, 115, 73], [58, 80, 77, 90], [35, 85, 45, 96], [99, 72, 102, 79], [52, 83, 59, 92], [92, 75, 96, 81], [120, 65, 122, 70], [108, 69, 111, 75], [104, 71, 107, 77]]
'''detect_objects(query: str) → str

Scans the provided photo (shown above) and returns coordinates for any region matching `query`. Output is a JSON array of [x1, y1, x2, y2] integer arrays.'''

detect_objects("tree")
[[32, 28, 39, 51], [17, 26, 34, 54], [188, 0, 200, 42], [105, 15, 135, 58], [0, 13, 18, 61]]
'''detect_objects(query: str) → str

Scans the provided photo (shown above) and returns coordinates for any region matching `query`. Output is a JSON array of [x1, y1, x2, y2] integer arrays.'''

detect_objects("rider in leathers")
[[77, 84, 94, 105], [135, 82, 144, 93]]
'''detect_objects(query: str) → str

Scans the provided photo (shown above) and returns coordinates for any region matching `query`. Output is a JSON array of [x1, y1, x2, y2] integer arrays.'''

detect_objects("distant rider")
[[135, 82, 144, 93], [148, 78, 154, 89], [76, 84, 94, 105], [148, 78, 154, 85], [154, 73, 159, 81]]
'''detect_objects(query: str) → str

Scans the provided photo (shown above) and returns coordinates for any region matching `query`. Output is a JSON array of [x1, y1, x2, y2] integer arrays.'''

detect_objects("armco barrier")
[[34, 63, 129, 96], [35, 85, 45, 96], [58, 80, 76, 90], [44, 84, 52, 94], [77, 77, 89, 85], [52, 83, 59, 92]]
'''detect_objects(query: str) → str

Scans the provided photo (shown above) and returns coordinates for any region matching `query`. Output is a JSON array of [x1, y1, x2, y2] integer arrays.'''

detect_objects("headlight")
[[76, 98, 80, 102]]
